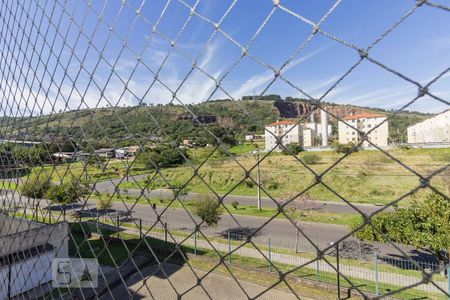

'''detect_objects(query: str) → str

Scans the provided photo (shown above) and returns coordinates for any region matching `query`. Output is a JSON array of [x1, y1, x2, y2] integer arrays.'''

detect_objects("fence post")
[[117, 215, 120, 238], [228, 230, 231, 263], [194, 231, 197, 255], [316, 249, 320, 282], [164, 222, 168, 244], [139, 218, 142, 239], [447, 264, 450, 299], [268, 238, 272, 272], [374, 253, 379, 295]]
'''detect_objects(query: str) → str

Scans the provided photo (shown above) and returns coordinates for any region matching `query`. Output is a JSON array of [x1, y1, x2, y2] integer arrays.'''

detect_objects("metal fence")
[[0, 0, 449, 299]]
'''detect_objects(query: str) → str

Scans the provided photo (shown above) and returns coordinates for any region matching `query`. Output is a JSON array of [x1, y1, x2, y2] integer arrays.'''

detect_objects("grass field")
[[119, 147, 450, 205]]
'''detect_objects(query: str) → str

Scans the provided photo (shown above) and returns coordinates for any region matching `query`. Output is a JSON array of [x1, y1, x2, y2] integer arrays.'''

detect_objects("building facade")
[[338, 113, 389, 147], [302, 122, 332, 147], [265, 120, 303, 151], [407, 110, 450, 144]]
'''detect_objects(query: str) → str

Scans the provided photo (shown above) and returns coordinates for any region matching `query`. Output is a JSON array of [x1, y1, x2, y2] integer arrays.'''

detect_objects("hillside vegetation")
[[1, 97, 431, 147]]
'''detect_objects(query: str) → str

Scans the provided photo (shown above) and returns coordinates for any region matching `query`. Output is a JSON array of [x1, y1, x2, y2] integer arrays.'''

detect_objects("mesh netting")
[[0, 0, 449, 299]]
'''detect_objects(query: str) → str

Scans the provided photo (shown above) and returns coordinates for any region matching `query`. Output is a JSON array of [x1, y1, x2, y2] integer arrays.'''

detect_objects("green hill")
[[0, 97, 431, 148]]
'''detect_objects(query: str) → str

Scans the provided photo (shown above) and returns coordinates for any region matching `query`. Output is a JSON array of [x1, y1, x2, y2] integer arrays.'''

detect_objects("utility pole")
[[252, 150, 261, 211]]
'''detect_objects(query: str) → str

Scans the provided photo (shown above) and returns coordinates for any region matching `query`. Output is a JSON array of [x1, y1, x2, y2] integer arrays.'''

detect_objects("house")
[[94, 148, 115, 158], [407, 109, 450, 144], [116, 146, 140, 159], [244, 134, 254, 142], [52, 152, 75, 164], [265, 120, 303, 151], [338, 112, 389, 147]]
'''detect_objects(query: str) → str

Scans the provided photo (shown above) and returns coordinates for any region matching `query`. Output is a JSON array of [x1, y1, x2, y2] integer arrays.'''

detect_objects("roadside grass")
[[119, 147, 449, 205], [2, 159, 148, 191]]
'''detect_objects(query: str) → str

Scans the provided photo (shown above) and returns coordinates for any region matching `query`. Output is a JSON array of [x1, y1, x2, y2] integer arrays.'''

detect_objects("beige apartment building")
[[265, 120, 303, 151], [407, 109, 450, 144], [338, 112, 389, 147], [302, 122, 332, 147]]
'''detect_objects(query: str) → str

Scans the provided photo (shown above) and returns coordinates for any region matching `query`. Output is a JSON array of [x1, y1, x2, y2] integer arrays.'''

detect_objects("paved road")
[[0, 190, 413, 258], [94, 175, 389, 215]]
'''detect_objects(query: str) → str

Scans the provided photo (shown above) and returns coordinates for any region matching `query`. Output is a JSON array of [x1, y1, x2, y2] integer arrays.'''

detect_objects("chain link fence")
[[0, 0, 449, 299]]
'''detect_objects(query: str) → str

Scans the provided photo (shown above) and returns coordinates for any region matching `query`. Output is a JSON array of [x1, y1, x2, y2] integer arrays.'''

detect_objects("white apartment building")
[[302, 122, 332, 147], [407, 109, 450, 144], [338, 113, 389, 147], [265, 120, 303, 151]]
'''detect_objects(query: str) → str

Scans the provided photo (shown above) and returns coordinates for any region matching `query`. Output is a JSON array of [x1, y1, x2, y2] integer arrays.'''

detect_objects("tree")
[[137, 145, 187, 169], [191, 194, 223, 227], [354, 193, 450, 268], [21, 173, 52, 199], [278, 193, 318, 252], [46, 177, 91, 205]]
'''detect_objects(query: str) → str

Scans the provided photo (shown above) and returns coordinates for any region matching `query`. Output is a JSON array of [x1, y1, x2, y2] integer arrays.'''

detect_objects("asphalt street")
[[0, 189, 413, 258]]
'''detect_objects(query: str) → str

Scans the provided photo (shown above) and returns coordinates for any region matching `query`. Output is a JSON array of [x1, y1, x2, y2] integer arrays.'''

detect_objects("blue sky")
[[1, 0, 449, 116]]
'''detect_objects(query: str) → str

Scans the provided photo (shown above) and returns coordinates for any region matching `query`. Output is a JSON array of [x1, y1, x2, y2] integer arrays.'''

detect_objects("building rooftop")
[[267, 120, 297, 126], [342, 112, 386, 121]]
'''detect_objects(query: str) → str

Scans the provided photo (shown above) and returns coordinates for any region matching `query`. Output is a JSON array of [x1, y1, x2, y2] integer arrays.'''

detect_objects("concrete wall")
[[0, 250, 54, 299], [0, 216, 68, 258], [407, 110, 450, 143], [0, 215, 42, 236]]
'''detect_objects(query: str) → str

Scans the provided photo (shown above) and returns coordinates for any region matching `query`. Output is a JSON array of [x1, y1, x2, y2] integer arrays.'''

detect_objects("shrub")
[[243, 179, 254, 188], [96, 198, 112, 211], [268, 180, 279, 190], [397, 144, 412, 151], [20, 174, 52, 199], [46, 177, 91, 205], [231, 201, 239, 210], [302, 153, 321, 165], [331, 141, 359, 154], [282, 143, 304, 155], [191, 194, 223, 226]]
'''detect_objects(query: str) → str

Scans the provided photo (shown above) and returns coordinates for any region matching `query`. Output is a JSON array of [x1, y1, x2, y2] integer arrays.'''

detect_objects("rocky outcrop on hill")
[[273, 101, 365, 122]]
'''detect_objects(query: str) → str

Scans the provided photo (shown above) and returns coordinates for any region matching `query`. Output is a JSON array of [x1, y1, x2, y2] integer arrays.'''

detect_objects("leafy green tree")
[[191, 194, 223, 227], [46, 177, 91, 205], [354, 193, 450, 267], [21, 173, 52, 199], [137, 145, 187, 169]]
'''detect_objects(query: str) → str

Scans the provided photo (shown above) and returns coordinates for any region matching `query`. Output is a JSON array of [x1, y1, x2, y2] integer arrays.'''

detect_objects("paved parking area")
[[101, 263, 298, 299]]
